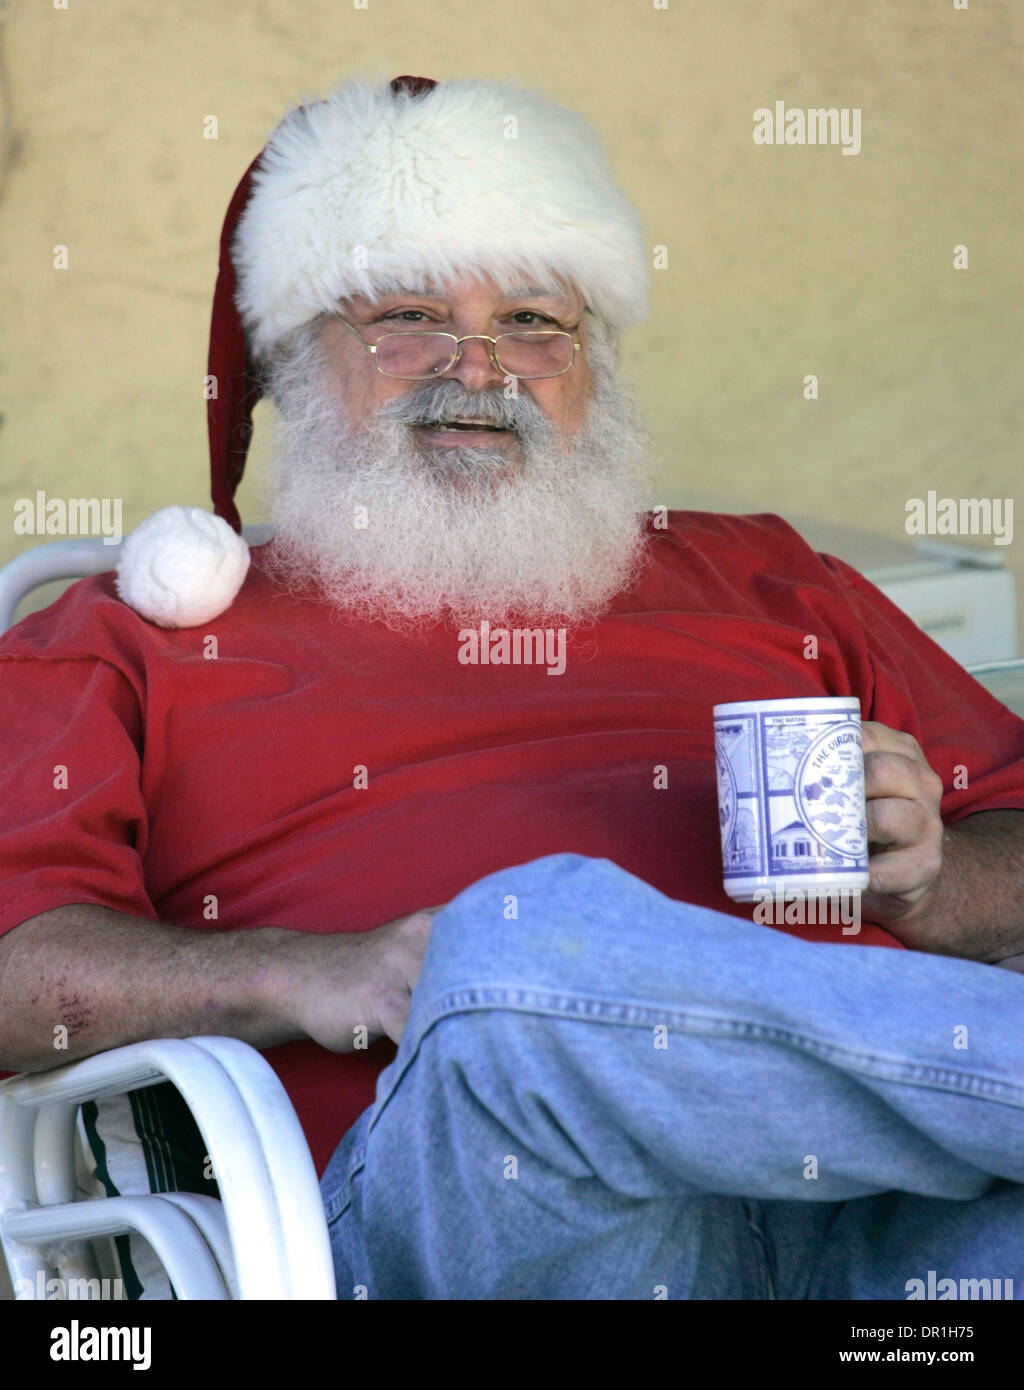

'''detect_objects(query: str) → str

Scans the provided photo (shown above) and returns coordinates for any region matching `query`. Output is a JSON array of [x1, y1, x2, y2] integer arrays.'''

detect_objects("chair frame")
[[0, 1037, 336, 1300], [0, 528, 274, 635]]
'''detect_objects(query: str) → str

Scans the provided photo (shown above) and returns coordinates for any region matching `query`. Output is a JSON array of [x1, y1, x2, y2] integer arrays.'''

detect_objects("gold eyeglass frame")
[[330, 314, 584, 381]]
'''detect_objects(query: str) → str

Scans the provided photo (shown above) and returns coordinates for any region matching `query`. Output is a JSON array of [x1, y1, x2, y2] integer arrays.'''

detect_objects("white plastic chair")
[[0, 1037, 336, 1300]]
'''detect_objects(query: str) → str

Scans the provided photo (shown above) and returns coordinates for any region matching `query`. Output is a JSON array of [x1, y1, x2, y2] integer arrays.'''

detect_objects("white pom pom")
[[115, 507, 250, 628]]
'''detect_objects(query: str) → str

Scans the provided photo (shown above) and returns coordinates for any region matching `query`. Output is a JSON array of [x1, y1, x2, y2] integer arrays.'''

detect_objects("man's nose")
[[442, 335, 506, 391]]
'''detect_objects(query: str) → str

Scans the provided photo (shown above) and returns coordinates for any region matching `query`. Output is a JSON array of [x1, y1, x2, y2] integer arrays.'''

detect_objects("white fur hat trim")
[[232, 76, 650, 360], [115, 507, 250, 628]]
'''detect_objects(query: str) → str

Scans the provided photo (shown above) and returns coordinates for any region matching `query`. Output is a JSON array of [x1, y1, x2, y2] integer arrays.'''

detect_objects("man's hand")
[[280, 906, 442, 1053], [856, 725, 1024, 961], [859, 720, 945, 936]]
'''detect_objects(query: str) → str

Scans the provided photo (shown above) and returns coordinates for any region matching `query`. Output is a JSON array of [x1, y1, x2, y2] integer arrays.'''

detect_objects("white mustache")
[[375, 380, 553, 436]]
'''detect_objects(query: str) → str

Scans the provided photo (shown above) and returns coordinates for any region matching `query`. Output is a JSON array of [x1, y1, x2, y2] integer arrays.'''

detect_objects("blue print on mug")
[[714, 697, 870, 903]]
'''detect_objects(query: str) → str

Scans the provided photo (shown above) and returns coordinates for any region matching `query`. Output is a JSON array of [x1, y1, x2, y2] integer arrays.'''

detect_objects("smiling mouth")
[[417, 418, 511, 432]]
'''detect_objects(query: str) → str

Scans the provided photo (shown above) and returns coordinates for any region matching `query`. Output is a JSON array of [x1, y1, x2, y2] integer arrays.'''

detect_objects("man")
[[1, 74, 1023, 1300]]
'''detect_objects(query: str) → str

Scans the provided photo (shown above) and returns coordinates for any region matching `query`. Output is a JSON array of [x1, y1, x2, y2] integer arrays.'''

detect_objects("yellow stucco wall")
[[1, 0, 1020, 639]]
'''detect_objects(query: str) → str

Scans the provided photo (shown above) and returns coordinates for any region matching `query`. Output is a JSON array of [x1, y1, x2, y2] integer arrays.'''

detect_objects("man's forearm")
[[0, 895, 435, 1073], [883, 809, 1024, 962], [0, 903, 306, 1073]]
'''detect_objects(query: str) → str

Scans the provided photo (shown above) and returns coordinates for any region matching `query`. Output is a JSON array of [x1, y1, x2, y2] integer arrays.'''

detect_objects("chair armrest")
[[0, 1036, 335, 1300]]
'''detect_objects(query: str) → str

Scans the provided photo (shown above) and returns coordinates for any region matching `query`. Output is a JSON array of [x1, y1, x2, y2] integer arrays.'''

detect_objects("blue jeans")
[[320, 854, 1024, 1299]]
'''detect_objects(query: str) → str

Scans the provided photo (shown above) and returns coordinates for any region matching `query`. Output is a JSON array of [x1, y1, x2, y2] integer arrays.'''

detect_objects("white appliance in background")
[[659, 491, 1019, 668]]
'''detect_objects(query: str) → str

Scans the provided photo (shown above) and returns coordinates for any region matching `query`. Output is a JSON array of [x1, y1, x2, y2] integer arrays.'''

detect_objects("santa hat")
[[116, 73, 649, 627]]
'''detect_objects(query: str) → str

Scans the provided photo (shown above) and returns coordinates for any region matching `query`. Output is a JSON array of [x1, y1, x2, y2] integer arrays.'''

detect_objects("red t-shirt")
[[3, 511, 1024, 1173]]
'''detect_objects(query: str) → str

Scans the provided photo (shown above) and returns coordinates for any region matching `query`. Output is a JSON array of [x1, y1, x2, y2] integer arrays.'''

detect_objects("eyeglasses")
[[331, 316, 583, 381]]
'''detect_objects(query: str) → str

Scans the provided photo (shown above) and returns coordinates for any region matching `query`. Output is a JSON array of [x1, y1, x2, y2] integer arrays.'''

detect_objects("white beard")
[[260, 320, 653, 630]]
